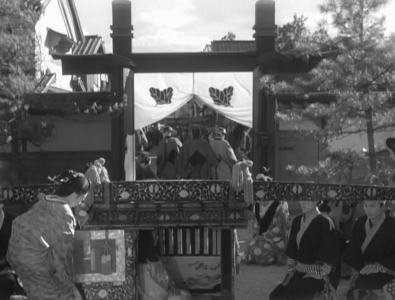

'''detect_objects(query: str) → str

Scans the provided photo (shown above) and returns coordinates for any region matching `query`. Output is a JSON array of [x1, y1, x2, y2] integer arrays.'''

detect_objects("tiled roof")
[[210, 40, 255, 52], [72, 35, 105, 55]]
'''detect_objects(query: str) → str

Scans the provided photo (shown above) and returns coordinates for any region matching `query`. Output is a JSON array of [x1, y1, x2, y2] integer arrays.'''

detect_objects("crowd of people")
[[135, 123, 252, 181]]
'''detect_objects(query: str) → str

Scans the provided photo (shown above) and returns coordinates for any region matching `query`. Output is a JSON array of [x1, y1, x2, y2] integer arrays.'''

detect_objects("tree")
[[203, 32, 236, 52], [272, 0, 395, 185], [0, 0, 53, 183], [221, 32, 236, 41]]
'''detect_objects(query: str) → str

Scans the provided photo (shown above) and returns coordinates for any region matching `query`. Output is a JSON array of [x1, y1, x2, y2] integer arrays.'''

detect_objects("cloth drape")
[[134, 73, 195, 130], [132, 73, 252, 129]]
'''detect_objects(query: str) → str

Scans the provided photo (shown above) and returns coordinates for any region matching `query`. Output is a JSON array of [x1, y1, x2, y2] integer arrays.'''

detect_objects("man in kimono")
[[98, 158, 110, 182], [209, 127, 238, 180], [270, 199, 341, 300], [345, 200, 395, 300], [0, 204, 18, 300], [175, 125, 218, 179], [156, 126, 182, 179]]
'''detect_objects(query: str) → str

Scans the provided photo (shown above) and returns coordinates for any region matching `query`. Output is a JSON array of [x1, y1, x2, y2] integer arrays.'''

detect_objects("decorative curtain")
[[134, 73, 195, 129], [124, 72, 252, 181], [132, 72, 252, 129]]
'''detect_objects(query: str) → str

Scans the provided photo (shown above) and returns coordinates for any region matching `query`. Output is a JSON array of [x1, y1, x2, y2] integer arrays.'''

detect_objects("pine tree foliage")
[[0, 0, 47, 146], [272, 0, 395, 184]]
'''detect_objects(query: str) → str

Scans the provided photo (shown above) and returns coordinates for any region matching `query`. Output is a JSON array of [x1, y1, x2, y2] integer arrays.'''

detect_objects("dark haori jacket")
[[286, 214, 341, 287], [344, 215, 395, 290], [156, 136, 182, 179], [175, 139, 218, 180], [0, 211, 15, 272]]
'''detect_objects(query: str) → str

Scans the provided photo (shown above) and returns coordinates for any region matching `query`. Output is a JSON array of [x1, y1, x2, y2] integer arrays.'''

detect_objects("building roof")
[[72, 35, 105, 55], [210, 40, 256, 52]]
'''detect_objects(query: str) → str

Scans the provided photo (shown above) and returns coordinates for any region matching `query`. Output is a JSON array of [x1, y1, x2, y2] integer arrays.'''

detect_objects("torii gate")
[[53, 0, 321, 181], [45, 1, 395, 300]]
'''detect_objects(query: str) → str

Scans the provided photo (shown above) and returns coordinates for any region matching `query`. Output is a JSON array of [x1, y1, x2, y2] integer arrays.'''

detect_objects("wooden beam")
[[52, 52, 327, 75], [131, 52, 257, 73], [25, 92, 112, 115], [51, 54, 135, 75]]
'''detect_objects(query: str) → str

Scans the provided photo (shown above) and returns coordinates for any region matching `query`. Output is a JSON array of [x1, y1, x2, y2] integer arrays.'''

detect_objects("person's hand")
[[360, 264, 380, 275], [282, 272, 294, 286]]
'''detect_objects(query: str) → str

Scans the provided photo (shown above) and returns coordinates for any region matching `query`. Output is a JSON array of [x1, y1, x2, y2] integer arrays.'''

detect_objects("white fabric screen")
[[133, 72, 252, 129]]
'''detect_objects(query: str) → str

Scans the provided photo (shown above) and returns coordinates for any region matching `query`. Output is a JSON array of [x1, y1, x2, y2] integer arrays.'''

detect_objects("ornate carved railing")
[[2, 180, 394, 228], [2, 180, 394, 204]]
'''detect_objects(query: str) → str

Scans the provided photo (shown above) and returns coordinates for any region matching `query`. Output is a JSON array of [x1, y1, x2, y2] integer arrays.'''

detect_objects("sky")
[[74, 0, 395, 53]]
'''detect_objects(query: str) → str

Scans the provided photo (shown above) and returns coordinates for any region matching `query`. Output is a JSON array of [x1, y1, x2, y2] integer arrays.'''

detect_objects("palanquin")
[[1, 180, 394, 300]]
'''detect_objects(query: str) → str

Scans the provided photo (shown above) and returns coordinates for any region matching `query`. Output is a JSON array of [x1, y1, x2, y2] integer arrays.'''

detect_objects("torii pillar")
[[111, 0, 133, 180], [253, 0, 278, 178]]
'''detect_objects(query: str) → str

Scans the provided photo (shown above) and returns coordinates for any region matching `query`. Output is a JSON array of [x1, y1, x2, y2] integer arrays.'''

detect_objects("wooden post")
[[253, 0, 276, 178], [221, 228, 234, 299], [111, 0, 133, 180]]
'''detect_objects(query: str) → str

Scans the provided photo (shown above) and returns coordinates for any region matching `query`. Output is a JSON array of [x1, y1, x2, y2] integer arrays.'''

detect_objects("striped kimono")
[[7, 197, 79, 300]]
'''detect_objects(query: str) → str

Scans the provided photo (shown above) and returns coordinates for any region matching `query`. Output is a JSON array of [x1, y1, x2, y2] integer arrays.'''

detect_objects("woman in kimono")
[[209, 127, 237, 180], [344, 200, 395, 300], [138, 230, 193, 300], [175, 125, 218, 180], [270, 199, 341, 300], [156, 126, 182, 179], [7, 170, 90, 300], [243, 200, 289, 265]]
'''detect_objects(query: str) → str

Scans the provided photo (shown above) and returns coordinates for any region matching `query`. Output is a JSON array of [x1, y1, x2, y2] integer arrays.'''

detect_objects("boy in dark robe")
[[156, 126, 182, 179], [0, 204, 18, 300], [175, 125, 218, 179], [345, 200, 395, 300], [136, 152, 156, 180], [270, 199, 341, 300]]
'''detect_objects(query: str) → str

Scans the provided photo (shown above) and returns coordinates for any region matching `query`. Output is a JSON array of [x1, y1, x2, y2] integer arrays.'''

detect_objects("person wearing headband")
[[7, 170, 90, 300], [344, 200, 395, 300]]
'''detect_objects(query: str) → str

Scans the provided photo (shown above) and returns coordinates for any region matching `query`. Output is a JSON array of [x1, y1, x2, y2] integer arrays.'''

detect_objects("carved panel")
[[253, 182, 395, 201], [0, 184, 57, 203], [137, 210, 224, 225], [94, 184, 104, 203], [90, 209, 136, 225], [110, 181, 231, 202], [2, 181, 394, 206], [76, 230, 136, 300]]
